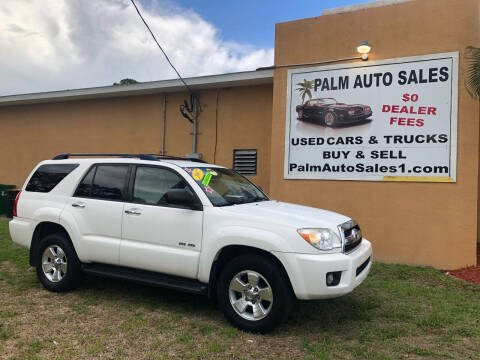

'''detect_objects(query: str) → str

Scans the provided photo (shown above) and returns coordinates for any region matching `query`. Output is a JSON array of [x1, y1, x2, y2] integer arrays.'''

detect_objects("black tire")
[[297, 109, 304, 120], [216, 254, 294, 333], [323, 111, 337, 127], [35, 232, 82, 292]]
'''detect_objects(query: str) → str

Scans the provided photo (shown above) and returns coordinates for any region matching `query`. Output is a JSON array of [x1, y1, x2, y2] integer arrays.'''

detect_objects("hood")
[[221, 200, 350, 230]]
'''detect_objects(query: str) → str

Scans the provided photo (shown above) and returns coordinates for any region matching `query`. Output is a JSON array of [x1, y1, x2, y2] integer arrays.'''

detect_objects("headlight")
[[297, 228, 342, 251], [348, 110, 355, 115]]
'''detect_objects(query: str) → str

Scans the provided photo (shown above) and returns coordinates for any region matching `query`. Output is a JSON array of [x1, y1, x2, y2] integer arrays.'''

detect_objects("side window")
[[26, 164, 79, 193], [74, 166, 96, 197], [74, 165, 128, 201], [133, 166, 189, 206], [92, 165, 128, 201]]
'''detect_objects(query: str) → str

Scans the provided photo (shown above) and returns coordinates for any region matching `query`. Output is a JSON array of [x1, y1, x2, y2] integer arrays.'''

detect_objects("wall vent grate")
[[233, 149, 257, 175]]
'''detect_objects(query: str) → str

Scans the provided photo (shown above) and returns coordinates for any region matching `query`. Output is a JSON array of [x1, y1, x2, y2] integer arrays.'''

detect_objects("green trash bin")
[[0, 185, 16, 216]]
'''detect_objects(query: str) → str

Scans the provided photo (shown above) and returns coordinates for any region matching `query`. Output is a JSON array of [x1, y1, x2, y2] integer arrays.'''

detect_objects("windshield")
[[183, 167, 269, 206], [318, 98, 338, 105]]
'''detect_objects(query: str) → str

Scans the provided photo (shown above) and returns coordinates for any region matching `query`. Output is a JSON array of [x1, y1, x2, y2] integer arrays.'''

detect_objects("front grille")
[[339, 220, 362, 253], [352, 107, 364, 115], [356, 256, 371, 276]]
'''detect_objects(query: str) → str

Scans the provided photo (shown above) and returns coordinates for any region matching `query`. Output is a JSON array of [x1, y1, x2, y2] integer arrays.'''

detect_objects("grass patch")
[[0, 322, 14, 340], [0, 218, 479, 359], [1, 311, 19, 319], [69, 302, 93, 316]]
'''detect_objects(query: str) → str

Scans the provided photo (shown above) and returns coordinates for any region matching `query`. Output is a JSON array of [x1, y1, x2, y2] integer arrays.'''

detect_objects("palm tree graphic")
[[466, 46, 480, 98], [296, 79, 314, 104]]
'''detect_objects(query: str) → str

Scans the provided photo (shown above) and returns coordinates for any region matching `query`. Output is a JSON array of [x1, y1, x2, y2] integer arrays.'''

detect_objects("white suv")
[[9, 154, 372, 332]]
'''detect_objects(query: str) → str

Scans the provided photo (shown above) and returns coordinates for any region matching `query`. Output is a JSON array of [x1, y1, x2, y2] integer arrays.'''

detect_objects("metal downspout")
[[162, 94, 166, 155], [192, 95, 198, 154]]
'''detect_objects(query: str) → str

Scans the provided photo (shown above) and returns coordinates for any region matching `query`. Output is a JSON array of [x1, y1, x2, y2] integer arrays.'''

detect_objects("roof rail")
[[52, 153, 207, 163], [52, 153, 158, 161], [147, 154, 207, 164]]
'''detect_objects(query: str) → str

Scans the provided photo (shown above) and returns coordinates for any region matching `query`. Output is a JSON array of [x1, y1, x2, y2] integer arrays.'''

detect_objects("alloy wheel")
[[228, 270, 273, 321], [324, 112, 335, 126], [41, 245, 68, 283]]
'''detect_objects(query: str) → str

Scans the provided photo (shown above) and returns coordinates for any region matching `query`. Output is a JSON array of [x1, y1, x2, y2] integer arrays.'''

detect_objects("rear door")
[[119, 165, 203, 279], [67, 164, 130, 265]]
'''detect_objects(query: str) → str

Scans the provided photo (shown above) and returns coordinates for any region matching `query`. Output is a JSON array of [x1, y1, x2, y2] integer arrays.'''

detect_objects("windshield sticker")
[[192, 168, 204, 181], [202, 172, 213, 186], [208, 170, 218, 176], [185, 168, 192, 173], [205, 186, 213, 193]]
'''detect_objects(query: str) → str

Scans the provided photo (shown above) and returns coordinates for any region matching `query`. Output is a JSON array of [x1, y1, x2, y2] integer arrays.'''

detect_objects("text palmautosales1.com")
[[289, 163, 449, 175]]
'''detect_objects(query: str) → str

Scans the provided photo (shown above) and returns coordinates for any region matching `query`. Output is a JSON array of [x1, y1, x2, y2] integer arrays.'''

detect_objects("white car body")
[[9, 157, 372, 300]]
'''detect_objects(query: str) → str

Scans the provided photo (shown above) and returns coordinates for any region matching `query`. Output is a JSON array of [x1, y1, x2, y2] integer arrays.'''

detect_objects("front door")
[[120, 165, 203, 279]]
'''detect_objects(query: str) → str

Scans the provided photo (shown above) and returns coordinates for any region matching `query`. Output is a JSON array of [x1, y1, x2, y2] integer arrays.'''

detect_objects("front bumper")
[[272, 239, 372, 300], [339, 111, 373, 123]]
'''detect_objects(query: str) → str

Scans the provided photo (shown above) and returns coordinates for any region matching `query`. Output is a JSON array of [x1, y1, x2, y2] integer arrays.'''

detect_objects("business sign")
[[284, 52, 458, 182]]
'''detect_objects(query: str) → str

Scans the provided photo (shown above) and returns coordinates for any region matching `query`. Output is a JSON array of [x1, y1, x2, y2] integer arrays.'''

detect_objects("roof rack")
[[52, 153, 157, 161], [52, 153, 207, 163], [148, 154, 207, 163]]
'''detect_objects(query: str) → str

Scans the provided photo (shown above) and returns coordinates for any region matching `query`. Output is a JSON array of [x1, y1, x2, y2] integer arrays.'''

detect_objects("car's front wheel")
[[216, 254, 294, 333], [35, 233, 82, 292], [324, 111, 337, 127]]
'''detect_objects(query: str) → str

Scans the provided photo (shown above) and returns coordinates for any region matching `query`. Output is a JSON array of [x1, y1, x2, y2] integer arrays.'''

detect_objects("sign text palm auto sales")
[[284, 53, 458, 182]]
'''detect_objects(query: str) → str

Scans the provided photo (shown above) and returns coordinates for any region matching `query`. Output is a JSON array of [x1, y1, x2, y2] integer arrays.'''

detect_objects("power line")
[[129, 0, 193, 95]]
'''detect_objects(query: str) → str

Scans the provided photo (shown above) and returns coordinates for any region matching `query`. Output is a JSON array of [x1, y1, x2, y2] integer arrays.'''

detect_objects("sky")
[[0, 0, 367, 96]]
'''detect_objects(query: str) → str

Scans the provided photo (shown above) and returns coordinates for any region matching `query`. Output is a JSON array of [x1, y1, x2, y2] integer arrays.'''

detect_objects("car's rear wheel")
[[297, 109, 304, 120], [216, 254, 294, 333], [35, 233, 82, 292], [324, 111, 337, 127]]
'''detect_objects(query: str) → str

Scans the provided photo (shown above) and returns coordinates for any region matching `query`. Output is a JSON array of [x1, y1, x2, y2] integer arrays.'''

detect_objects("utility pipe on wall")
[[192, 95, 198, 154], [162, 94, 166, 155]]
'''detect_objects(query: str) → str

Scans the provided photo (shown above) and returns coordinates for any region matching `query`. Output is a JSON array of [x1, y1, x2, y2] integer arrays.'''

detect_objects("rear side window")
[[74, 166, 95, 197], [26, 164, 79, 193], [74, 165, 128, 201]]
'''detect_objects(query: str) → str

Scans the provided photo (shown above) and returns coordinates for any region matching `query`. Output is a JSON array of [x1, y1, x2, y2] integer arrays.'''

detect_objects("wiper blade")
[[242, 196, 267, 204], [216, 202, 235, 207]]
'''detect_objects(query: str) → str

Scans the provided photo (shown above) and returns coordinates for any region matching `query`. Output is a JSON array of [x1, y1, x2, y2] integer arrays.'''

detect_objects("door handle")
[[125, 208, 141, 215], [72, 202, 86, 208]]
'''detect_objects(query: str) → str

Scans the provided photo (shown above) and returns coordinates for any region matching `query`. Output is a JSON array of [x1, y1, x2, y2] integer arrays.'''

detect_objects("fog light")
[[326, 271, 341, 286], [326, 273, 334, 285]]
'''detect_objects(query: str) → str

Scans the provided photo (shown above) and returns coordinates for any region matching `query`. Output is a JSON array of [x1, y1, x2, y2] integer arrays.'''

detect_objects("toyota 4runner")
[[9, 153, 372, 332]]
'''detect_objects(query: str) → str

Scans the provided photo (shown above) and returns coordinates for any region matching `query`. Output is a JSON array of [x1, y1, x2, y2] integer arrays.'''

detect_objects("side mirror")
[[166, 189, 202, 211]]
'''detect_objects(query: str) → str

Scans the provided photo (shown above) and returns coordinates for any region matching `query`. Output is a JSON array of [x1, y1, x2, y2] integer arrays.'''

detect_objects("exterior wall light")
[[357, 41, 371, 60]]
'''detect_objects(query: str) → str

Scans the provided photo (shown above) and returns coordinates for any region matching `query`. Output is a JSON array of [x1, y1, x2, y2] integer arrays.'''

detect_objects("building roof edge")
[[0, 69, 273, 106]]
